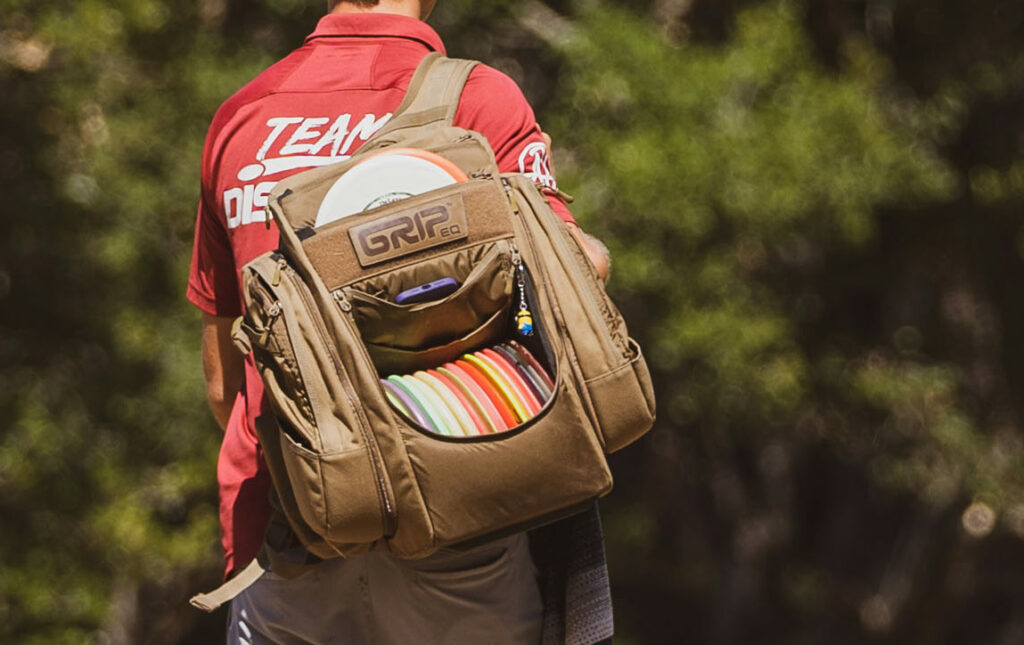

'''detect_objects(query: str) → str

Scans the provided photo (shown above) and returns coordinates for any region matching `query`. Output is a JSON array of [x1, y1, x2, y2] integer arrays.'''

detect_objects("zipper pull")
[[272, 258, 286, 287], [503, 243, 519, 294], [501, 178, 522, 216], [540, 184, 575, 204], [332, 289, 353, 313], [258, 301, 282, 346]]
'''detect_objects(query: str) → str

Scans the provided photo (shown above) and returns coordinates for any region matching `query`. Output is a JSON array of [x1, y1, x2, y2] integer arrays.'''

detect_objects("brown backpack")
[[191, 53, 654, 611]]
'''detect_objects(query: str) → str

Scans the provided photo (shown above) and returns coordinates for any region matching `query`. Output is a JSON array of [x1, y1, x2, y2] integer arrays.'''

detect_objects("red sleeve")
[[454, 65, 575, 224], [187, 158, 242, 317]]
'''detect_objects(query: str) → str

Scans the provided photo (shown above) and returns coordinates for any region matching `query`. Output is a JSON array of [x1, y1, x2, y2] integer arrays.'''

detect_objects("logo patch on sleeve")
[[518, 142, 556, 189]]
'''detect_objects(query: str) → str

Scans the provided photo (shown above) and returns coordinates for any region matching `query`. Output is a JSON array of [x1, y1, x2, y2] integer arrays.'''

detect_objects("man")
[[188, 1, 612, 642]]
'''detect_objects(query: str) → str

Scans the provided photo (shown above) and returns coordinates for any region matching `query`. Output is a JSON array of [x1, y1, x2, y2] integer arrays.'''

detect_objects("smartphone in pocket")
[[394, 277, 460, 305]]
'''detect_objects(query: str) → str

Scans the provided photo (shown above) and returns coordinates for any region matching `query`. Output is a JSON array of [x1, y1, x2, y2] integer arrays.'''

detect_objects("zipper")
[[540, 184, 576, 204], [272, 256, 286, 287], [281, 265, 397, 538], [517, 262, 559, 388], [331, 288, 381, 382], [329, 286, 401, 533]]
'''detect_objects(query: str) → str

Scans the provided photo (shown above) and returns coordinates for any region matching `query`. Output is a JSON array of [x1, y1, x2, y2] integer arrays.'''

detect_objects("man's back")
[[188, 10, 572, 577]]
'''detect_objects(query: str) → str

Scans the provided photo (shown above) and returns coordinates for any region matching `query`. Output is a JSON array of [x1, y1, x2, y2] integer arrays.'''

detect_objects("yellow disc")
[[463, 353, 531, 423]]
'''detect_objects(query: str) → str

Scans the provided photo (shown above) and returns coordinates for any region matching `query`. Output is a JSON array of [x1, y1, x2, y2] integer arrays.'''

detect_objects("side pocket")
[[504, 175, 656, 453], [278, 431, 385, 545], [560, 224, 630, 357], [237, 266, 318, 445], [583, 338, 656, 453]]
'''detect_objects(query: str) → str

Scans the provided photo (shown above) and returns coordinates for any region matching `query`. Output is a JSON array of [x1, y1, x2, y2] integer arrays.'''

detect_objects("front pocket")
[[398, 378, 611, 547], [365, 257, 558, 440], [365, 300, 512, 374], [347, 239, 512, 352], [279, 431, 385, 545]]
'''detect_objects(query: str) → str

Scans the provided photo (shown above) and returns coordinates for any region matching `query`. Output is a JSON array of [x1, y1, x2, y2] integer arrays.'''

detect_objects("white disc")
[[314, 154, 460, 227]]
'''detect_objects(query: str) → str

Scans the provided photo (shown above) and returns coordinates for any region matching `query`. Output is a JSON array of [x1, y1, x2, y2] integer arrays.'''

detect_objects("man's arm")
[[537, 132, 611, 282], [566, 222, 611, 282], [202, 313, 245, 431]]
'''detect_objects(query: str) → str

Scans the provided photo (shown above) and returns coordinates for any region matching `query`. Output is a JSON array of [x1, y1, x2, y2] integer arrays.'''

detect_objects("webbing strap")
[[189, 557, 265, 613], [372, 52, 478, 140]]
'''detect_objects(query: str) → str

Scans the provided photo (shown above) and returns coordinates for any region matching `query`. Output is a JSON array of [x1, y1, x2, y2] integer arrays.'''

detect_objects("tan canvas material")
[[191, 53, 655, 612]]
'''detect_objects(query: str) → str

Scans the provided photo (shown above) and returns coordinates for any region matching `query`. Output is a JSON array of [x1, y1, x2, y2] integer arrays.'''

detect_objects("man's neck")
[[331, 1, 420, 20]]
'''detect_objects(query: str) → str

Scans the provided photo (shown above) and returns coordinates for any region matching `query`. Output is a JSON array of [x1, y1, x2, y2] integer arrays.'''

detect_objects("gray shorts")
[[227, 533, 542, 645]]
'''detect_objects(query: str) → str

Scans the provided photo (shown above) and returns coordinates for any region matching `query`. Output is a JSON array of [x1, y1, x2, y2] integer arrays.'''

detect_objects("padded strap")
[[372, 53, 478, 140], [189, 557, 265, 613]]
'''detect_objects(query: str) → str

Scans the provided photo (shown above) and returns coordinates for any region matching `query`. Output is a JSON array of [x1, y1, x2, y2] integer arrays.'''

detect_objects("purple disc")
[[381, 378, 433, 430], [493, 344, 550, 403]]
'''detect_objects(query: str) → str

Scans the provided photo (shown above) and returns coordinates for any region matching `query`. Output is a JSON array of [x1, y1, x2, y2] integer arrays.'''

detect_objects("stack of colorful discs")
[[379, 342, 554, 436]]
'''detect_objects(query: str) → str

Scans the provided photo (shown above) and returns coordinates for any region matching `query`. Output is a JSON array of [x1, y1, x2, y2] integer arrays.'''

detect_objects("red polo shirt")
[[187, 12, 573, 574]]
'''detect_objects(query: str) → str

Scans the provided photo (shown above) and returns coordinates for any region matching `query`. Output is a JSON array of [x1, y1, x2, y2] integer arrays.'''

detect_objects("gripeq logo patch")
[[348, 194, 468, 267]]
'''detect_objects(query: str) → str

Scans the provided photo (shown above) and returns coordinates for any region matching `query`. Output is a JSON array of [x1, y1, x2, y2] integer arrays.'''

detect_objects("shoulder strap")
[[371, 52, 478, 140]]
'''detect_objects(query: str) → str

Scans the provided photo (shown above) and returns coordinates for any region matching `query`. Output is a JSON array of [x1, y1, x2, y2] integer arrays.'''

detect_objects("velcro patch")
[[348, 194, 468, 267]]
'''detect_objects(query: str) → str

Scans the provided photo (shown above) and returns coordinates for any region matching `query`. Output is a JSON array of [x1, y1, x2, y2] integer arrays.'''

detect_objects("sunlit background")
[[2, 0, 1024, 642]]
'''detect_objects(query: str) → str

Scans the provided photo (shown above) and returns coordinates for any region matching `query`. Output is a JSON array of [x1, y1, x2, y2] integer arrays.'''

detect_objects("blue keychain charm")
[[514, 259, 534, 336], [516, 308, 534, 335]]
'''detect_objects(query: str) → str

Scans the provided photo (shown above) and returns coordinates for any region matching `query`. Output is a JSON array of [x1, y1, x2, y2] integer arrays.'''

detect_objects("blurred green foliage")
[[1, 0, 1023, 643]]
